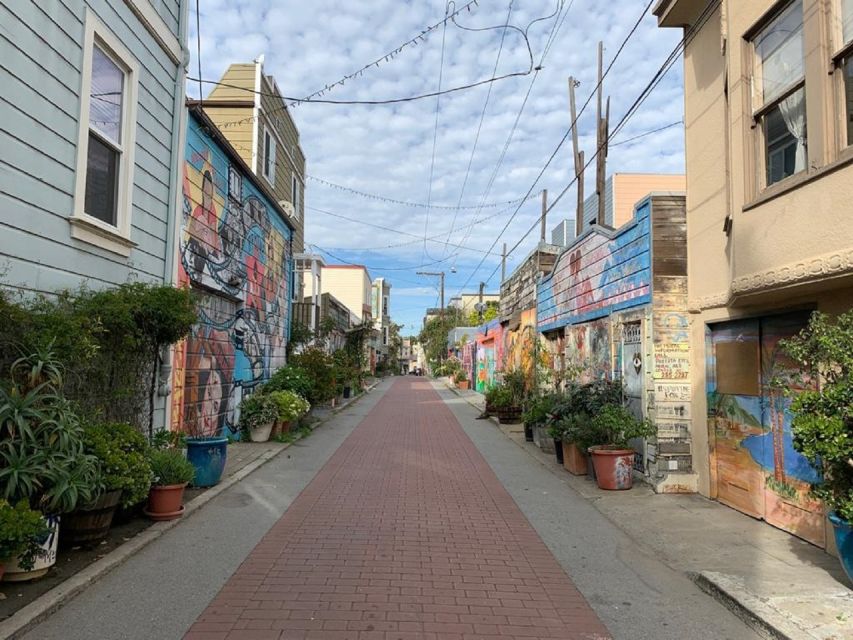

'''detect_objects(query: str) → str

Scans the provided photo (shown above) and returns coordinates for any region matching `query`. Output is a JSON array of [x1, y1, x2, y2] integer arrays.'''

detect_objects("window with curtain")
[[752, 0, 806, 186], [838, 0, 853, 145]]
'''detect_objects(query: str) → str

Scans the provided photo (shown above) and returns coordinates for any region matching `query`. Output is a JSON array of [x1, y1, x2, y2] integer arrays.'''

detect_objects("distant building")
[[447, 293, 500, 317], [372, 277, 392, 361], [551, 219, 577, 247]]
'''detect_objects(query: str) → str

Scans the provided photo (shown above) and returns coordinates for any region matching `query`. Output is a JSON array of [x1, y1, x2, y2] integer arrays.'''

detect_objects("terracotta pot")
[[61, 489, 122, 547], [249, 421, 273, 442], [589, 447, 636, 490], [3, 514, 60, 582], [457, 380, 469, 390], [562, 441, 588, 475], [144, 483, 187, 521]]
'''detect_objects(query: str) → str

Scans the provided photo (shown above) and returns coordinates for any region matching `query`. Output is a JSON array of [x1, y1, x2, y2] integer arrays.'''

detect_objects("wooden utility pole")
[[569, 76, 584, 239], [540, 189, 548, 243], [501, 243, 507, 283], [478, 281, 485, 323], [595, 41, 610, 228]]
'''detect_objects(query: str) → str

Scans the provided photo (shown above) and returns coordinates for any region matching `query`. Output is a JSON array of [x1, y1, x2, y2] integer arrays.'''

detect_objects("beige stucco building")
[[656, 0, 853, 549]]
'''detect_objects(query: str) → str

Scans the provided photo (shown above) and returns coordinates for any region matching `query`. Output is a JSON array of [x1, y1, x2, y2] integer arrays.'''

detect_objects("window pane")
[[754, 1, 803, 105], [85, 132, 119, 225], [843, 0, 853, 44], [89, 45, 123, 143], [843, 55, 853, 145], [763, 87, 807, 185]]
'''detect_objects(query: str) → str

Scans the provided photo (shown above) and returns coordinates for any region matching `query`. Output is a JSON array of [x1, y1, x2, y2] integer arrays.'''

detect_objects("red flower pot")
[[589, 447, 636, 490], [144, 483, 187, 521], [457, 380, 469, 390]]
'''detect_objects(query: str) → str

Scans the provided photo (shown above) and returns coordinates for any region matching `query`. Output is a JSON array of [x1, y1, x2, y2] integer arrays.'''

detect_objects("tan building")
[[578, 173, 685, 234], [656, 0, 853, 549], [321, 265, 373, 324], [448, 293, 500, 316], [200, 56, 307, 258]]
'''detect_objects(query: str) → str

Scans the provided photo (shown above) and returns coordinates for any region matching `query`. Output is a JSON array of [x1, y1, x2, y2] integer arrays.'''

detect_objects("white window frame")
[[749, 0, 807, 190], [262, 126, 276, 185], [71, 8, 139, 257], [291, 172, 301, 221]]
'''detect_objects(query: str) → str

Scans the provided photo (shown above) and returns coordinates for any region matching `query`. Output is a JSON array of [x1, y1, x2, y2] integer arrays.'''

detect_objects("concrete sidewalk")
[[445, 382, 853, 640]]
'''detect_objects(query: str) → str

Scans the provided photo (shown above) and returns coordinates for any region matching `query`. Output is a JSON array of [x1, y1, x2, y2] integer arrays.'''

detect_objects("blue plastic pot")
[[828, 512, 853, 585], [186, 437, 228, 487]]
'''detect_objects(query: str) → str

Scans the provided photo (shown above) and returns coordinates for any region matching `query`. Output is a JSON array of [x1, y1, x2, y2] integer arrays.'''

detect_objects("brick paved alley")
[[185, 378, 611, 640]]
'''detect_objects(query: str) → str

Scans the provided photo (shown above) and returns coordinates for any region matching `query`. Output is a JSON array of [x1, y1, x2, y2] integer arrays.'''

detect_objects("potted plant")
[[547, 420, 566, 465], [587, 404, 655, 490], [268, 390, 310, 436], [453, 370, 469, 391], [491, 386, 522, 424], [780, 310, 853, 583], [182, 410, 229, 488], [483, 385, 500, 417], [238, 393, 278, 442], [0, 348, 100, 580], [0, 500, 50, 581], [559, 412, 594, 476], [525, 393, 559, 445], [63, 422, 153, 546], [144, 449, 195, 521]]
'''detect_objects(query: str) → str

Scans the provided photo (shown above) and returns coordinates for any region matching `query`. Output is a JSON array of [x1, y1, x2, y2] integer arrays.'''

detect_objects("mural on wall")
[[708, 312, 824, 547], [538, 200, 652, 333], [502, 308, 552, 390], [564, 318, 611, 383], [172, 115, 292, 437], [474, 320, 504, 391]]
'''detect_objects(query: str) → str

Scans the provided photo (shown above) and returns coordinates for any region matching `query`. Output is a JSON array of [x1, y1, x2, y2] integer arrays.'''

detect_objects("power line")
[[306, 175, 537, 210], [309, 244, 450, 272], [455, 0, 657, 296], [610, 119, 683, 147], [422, 1, 452, 265], [194, 0, 203, 104], [440, 0, 515, 261], [479, 0, 719, 287]]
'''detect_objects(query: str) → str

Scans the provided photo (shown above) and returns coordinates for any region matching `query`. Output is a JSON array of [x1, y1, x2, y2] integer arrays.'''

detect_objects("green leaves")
[[0, 500, 50, 569], [147, 449, 195, 487], [83, 422, 152, 508], [266, 390, 310, 422], [238, 393, 279, 431]]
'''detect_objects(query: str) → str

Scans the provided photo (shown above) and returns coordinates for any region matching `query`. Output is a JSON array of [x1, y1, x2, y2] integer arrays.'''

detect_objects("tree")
[[417, 309, 464, 372], [387, 323, 403, 373]]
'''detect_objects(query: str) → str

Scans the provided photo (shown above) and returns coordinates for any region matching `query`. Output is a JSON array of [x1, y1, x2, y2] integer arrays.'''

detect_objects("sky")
[[189, 0, 686, 336]]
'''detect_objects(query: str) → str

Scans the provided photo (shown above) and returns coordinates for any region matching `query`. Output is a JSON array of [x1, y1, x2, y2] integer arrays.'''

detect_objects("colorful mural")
[[708, 312, 824, 546], [564, 318, 612, 383], [172, 111, 293, 438], [537, 199, 652, 332], [474, 319, 504, 391], [503, 308, 552, 390]]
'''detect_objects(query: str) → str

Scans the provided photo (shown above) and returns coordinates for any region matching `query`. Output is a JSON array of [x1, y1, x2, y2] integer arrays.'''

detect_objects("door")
[[708, 312, 824, 546]]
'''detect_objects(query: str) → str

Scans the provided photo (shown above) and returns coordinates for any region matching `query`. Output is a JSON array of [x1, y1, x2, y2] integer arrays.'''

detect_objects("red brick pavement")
[[185, 378, 611, 640]]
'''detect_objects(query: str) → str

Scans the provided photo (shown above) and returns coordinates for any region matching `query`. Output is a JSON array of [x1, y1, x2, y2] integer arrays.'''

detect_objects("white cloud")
[[190, 0, 685, 333]]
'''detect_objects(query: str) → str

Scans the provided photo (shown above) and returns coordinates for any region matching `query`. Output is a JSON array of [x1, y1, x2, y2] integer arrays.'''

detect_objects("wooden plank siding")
[[0, 0, 186, 297]]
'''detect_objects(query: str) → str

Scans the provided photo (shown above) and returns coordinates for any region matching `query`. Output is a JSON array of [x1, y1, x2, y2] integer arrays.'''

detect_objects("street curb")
[[0, 380, 384, 640], [691, 571, 811, 640]]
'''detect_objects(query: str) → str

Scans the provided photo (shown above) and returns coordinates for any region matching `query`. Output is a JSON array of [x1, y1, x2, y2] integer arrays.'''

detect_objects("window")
[[835, 0, 853, 146], [262, 126, 275, 184], [291, 172, 301, 220], [228, 166, 242, 203], [383, 295, 389, 316], [751, 1, 806, 186], [72, 10, 138, 254]]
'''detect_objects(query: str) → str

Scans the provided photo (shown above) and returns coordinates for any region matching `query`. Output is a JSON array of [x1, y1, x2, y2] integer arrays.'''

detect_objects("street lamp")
[[417, 270, 447, 316]]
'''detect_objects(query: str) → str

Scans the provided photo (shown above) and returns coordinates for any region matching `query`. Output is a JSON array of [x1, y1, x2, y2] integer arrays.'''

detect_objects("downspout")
[[251, 55, 264, 174], [160, 0, 191, 433]]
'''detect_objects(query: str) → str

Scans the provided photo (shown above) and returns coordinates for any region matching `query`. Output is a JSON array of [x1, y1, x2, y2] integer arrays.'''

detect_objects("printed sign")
[[656, 402, 691, 420], [653, 343, 690, 380], [655, 420, 691, 439], [654, 382, 691, 402]]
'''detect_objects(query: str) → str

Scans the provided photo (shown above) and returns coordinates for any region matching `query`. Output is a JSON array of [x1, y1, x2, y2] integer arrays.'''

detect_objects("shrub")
[[267, 391, 310, 422], [291, 347, 338, 404], [0, 499, 50, 570], [781, 310, 853, 521], [523, 393, 560, 430], [587, 404, 655, 449], [453, 369, 468, 384], [262, 365, 312, 399], [238, 393, 278, 431], [148, 449, 195, 487], [82, 422, 152, 508]]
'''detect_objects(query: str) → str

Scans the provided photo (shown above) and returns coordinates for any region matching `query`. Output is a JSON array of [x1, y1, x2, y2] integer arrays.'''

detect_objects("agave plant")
[[0, 350, 100, 514]]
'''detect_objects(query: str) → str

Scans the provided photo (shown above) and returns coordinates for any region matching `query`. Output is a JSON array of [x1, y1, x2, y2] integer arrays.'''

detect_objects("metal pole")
[[540, 189, 548, 243], [501, 243, 507, 283], [440, 272, 445, 315], [478, 281, 484, 323]]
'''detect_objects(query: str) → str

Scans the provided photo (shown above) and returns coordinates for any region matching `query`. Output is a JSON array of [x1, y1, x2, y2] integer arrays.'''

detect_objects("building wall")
[[0, 0, 187, 294], [449, 293, 500, 316], [171, 111, 293, 438], [500, 246, 560, 319], [322, 266, 372, 323]]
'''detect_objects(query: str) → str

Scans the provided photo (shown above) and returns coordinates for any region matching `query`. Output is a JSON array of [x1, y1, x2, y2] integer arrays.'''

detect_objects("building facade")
[[0, 0, 190, 429], [372, 277, 392, 361], [170, 107, 294, 438], [656, 0, 853, 547]]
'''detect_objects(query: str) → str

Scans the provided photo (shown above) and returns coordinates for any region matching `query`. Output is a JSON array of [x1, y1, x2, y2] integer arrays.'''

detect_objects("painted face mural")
[[172, 119, 292, 438]]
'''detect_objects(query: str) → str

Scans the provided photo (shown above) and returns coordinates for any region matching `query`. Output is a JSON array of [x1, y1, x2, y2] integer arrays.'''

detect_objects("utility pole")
[[501, 243, 507, 283], [569, 76, 584, 238], [595, 41, 610, 228], [540, 189, 548, 243], [440, 271, 445, 316], [478, 281, 485, 324]]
